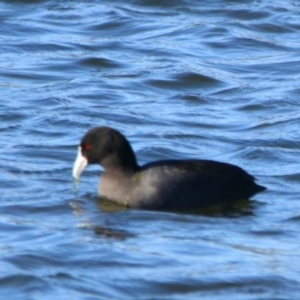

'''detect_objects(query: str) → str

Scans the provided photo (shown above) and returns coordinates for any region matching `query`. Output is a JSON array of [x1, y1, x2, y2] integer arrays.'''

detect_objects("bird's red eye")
[[83, 144, 91, 150]]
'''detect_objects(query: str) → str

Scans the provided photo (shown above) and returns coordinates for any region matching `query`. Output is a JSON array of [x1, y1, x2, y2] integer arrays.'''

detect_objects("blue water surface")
[[0, 0, 300, 299]]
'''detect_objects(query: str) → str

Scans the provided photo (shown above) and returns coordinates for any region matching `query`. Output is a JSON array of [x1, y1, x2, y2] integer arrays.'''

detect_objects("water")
[[1, 0, 300, 299]]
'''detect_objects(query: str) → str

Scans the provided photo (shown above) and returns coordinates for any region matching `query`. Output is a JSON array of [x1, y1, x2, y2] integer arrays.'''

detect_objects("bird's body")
[[73, 126, 266, 211]]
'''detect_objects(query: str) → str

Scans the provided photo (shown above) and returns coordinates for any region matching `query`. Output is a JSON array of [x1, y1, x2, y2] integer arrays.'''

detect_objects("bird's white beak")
[[73, 146, 88, 180]]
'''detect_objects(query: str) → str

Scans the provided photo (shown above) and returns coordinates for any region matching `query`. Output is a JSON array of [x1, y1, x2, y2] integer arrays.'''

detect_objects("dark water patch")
[[0, 70, 64, 82], [287, 214, 300, 222], [200, 26, 230, 42], [91, 275, 300, 299], [232, 96, 300, 113], [273, 172, 300, 184], [77, 57, 124, 69], [75, 40, 125, 54], [288, 22, 300, 31], [0, 111, 26, 123], [249, 229, 287, 237], [17, 42, 74, 53], [250, 113, 300, 130], [93, 225, 134, 239], [2, 0, 46, 4], [206, 36, 289, 53], [235, 103, 271, 112], [174, 72, 224, 88], [224, 8, 270, 21], [132, 0, 186, 9], [121, 3, 179, 18], [251, 22, 296, 34], [86, 17, 130, 32], [147, 72, 223, 91], [5, 252, 86, 271], [0, 274, 49, 295], [0, 23, 51, 38], [85, 17, 161, 40], [171, 93, 212, 105]]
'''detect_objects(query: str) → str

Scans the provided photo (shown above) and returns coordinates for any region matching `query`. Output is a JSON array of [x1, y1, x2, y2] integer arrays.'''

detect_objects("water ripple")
[[1, 0, 300, 299]]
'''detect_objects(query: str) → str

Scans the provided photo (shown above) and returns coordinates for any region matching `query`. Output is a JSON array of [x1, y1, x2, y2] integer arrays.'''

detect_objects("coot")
[[73, 126, 266, 210]]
